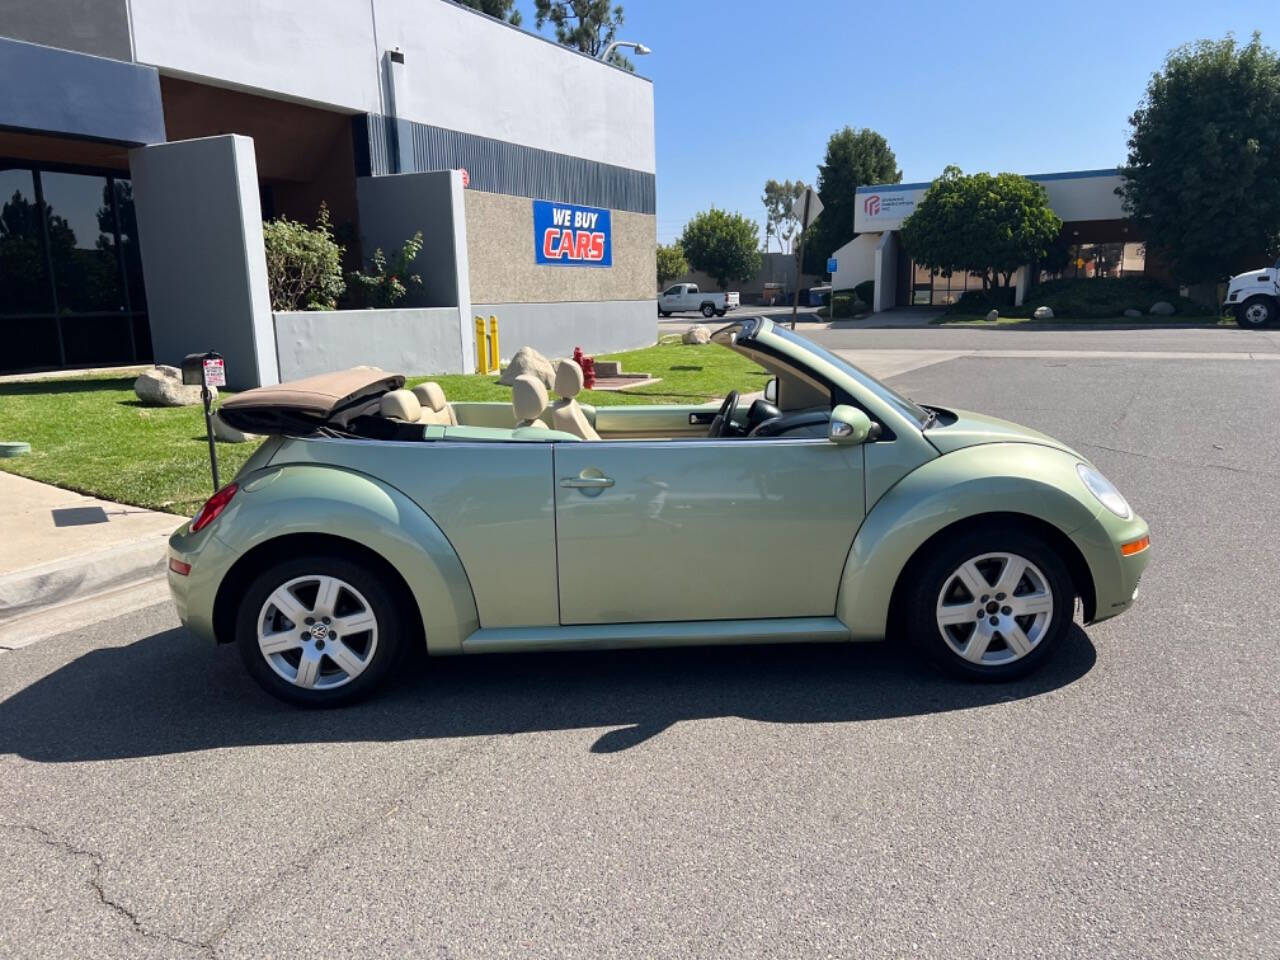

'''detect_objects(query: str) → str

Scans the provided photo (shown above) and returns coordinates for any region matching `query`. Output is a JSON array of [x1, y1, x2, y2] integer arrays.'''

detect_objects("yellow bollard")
[[474, 316, 488, 374], [488, 315, 500, 373]]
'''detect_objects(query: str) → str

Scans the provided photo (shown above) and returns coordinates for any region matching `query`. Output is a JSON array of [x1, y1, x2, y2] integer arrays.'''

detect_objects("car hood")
[[925, 407, 1083, 459]]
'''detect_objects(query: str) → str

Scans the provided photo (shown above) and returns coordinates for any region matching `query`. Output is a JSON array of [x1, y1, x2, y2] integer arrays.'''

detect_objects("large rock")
[[498, 346, 557, 390], [1032, 306, 1054, 320], [682, 324, 711, 345], [985, 309, 999, 322], [133, 365, 213, 407], [1123, 308, 1143, 318], [1149, 301, 1176, 316], [212, 410, 258, 444]]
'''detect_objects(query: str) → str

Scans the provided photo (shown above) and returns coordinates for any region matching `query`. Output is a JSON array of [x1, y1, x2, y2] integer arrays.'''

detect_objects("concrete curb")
[[0, 533, 170, 624]]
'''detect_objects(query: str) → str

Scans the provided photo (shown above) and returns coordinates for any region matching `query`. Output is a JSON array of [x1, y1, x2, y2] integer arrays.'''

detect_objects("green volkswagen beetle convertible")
[[168, 317, 1150, 705]]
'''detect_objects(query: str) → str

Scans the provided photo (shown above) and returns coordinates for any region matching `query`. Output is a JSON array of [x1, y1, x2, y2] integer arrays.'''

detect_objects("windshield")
[[765, 324, 933, 428]]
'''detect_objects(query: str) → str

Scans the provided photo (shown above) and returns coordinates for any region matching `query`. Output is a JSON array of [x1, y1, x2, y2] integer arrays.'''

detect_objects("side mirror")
[[763, 377, 778, 404], [828, 404, 877, 445]]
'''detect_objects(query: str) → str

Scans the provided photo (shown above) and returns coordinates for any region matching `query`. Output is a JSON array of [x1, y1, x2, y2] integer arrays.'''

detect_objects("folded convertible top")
[[218, 367, 405, 435]]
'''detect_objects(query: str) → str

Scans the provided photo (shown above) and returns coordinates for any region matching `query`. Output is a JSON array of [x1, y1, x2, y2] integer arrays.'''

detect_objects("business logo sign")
[[863, 195, 881, 217], [855, 189, 921, 230], [533, 200, 612, 267]]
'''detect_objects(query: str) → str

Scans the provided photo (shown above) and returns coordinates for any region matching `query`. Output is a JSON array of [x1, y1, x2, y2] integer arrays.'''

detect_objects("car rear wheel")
[[1237, 296, 1276, 328], [658, 309, 669, 317], [903, 528, 1073, 681], [701, 303, 716, 318], [235, 554, 405, 706]]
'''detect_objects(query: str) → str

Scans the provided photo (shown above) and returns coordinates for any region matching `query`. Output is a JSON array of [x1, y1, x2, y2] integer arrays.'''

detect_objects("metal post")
[[474, 316, 488, 374], [488, 315, 499, 373], [201, 384, 220, 491], [790, 190, 811, 331]]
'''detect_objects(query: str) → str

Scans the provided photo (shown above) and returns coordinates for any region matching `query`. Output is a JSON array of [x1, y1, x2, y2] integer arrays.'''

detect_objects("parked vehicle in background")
[[658, 283, 740, 318], [1224, 260, 1279, 328]]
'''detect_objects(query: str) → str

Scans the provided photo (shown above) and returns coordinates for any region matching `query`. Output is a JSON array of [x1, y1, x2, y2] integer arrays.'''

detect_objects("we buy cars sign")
[[533, 199, 612, 267]]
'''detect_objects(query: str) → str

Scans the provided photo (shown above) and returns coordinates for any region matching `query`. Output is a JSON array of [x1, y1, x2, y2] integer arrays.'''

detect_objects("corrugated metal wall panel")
[[353, 113, 655, 214]]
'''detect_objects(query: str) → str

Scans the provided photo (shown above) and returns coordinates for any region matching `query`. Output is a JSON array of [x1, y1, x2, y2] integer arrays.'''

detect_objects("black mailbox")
[[181, 351, 222, 386]]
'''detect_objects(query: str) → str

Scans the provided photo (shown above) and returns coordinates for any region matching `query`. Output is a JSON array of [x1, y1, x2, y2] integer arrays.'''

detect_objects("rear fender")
[[212, 464, 477, 653], [837, 443, 1101, 639]]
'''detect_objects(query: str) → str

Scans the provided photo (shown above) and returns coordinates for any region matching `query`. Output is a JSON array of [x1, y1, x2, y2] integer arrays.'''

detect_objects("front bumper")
[[1074, 509, 1151, 624], [168, 520, 239, 644]]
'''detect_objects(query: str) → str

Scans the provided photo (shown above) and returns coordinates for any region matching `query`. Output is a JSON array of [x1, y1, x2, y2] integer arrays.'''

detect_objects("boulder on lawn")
[[1123, 308, 1143, 318], [985, 309, 999, 322], [212, 410, 258, 444], [498, 346, 557, 390], [133, 364, 212, 407], [1032, 306, 1054, 320], [682, 324, 711, 345], [1149, 301, 1176, 316]]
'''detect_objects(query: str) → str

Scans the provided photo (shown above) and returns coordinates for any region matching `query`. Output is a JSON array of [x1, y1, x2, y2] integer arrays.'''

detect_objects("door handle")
[[560, 476, 615, 489]]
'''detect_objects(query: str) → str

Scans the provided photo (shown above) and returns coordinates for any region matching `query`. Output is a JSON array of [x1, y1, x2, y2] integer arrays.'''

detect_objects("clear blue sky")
[[522, 0, 1277, 246]]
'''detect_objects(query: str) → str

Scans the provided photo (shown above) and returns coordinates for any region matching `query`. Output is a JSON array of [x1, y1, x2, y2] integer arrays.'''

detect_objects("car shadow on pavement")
[[0, 625, 1096, 762]]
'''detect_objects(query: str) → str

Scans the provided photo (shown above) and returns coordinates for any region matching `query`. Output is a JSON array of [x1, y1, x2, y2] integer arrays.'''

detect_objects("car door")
[[553, 437, 866, 625]]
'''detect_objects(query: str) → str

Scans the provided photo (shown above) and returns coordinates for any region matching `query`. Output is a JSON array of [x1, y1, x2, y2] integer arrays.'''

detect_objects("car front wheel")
[[903, 528, 1074, 681], [701, 303, 716, 318], [1237, 296, 1276, 328], [235, 554, 405, 706]]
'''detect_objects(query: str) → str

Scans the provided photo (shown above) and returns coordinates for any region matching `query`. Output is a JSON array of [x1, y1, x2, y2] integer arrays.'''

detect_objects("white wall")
[[128, 0, 655, 172], [873, 232, 897, 313], [831, 234, 878, 290]]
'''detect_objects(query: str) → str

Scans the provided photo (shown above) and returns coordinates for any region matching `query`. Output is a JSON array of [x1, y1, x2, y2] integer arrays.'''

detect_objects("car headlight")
[[1076, 463, 1132, 519]]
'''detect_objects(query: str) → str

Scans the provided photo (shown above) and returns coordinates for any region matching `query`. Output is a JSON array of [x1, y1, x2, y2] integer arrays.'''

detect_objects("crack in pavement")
[[1, 821, 215, 957], [1077, 440, 1280, 480]]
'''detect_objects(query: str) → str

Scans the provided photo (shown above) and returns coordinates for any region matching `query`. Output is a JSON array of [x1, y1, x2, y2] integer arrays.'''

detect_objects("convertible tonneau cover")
[[219, 367, 405, 435]]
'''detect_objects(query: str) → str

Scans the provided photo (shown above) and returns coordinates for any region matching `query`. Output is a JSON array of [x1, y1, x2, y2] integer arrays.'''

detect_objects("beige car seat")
[[411, 381, 456, 426], [379, 388, 423, 422], [551, 362, 599, 440], [511, 374, 549, 429]]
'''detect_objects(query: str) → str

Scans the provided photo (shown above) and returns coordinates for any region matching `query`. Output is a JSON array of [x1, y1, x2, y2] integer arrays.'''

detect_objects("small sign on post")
[[789, 187, 823, 330], [181, 351, 225, 492], [827, 257, 838, 275]]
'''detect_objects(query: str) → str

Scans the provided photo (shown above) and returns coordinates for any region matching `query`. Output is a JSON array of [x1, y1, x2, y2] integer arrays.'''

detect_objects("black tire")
[[715, 309, 727, 317], [658, 310, 670, 317], [901, 526, 1074, 682], [1236, 295, 1276, 329], [235, 553, 407, 706], [700, 303, 716, 318]]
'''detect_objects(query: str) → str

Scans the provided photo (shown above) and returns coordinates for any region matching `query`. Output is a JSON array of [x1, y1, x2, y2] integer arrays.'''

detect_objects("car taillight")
[[190, 483, 239, 532]]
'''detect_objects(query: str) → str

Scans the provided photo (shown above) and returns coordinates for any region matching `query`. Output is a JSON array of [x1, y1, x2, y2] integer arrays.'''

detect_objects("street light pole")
[[599, 40, 652, 64]]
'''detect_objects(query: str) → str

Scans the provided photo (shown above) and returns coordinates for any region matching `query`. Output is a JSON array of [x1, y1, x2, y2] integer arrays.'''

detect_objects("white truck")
[[657, 283, 740, 319], [1225, 259, 1280, 328]]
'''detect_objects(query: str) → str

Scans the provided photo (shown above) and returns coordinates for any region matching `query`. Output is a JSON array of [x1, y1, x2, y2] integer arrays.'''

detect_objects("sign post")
[[182, 351, 225, 492], [789, 188, 823, 330]]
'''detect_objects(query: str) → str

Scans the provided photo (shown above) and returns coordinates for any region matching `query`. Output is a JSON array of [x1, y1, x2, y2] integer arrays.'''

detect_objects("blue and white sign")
[[533, 199, 612, 267], [826, 257, 838, 274]]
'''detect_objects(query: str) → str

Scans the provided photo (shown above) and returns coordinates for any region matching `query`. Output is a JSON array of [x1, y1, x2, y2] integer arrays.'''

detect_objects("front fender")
[[206, 464, 478, 654], [837, 443, 1104, 639]]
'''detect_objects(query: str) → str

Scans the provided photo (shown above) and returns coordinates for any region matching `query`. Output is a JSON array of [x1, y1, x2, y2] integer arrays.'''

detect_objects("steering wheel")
[[707, 390, 740, 438]]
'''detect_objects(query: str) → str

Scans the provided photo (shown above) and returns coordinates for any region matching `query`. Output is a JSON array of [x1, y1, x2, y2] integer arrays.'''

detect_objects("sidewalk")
[[0, 471, 179, 644]]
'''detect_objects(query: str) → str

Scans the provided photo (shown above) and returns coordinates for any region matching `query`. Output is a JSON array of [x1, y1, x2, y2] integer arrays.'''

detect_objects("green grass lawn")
[[0, 342, 765, 516]]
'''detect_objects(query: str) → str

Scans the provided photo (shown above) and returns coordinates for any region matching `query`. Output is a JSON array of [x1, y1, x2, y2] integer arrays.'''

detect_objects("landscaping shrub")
[[829, 288, 868, 319], [948, 277, 1215, 319], [262, 203, 345, 311], [854, 280, 874, 305], [347, 232, 424, 308]]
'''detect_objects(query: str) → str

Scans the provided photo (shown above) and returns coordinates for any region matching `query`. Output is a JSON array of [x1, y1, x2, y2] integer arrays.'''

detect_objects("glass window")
[[39, 171, 125, 314], [0, 168, 54, 316]]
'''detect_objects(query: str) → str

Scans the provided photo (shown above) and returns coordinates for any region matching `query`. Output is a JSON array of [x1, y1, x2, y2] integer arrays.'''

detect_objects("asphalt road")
[[2, 329, 1278, 958]]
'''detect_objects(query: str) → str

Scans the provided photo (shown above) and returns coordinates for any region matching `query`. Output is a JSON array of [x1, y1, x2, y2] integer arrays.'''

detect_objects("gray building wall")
[[471, 300, 654, 361], [0, 0, 132, 60], [130, 135, 278, 389], [274, 307, 466, 380]]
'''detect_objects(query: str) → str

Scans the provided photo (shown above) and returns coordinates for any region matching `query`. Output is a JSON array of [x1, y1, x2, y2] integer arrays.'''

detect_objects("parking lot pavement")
[[2, 348, 1278, 958]]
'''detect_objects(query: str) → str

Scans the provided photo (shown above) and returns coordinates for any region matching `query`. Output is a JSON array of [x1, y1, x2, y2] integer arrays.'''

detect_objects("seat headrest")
[[412, 381, 448, 412], [380, 388, 421, 421], [555, 360, 584, 398], [512, 374, 548, 422]]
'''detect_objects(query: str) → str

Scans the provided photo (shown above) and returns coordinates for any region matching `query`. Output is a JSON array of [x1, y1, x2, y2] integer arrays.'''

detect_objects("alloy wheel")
[[1243, 302, 1272, 326], [256, 575, 379, 690], [934, 552, 1054, 666]]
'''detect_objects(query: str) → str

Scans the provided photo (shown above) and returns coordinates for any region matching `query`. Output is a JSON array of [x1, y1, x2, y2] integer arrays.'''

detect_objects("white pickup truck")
[[657, 283, 740, 319], [1225, 260, 1279, 328]]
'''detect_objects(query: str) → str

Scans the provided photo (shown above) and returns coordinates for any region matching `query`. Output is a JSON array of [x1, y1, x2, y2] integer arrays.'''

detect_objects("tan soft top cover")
[[219, 367, 405, 434]]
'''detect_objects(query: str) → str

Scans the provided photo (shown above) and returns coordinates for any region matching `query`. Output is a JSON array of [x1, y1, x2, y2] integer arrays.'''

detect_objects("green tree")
[[262, 203, 345, 311], [454, 0, 522, 25], [761, 179, 807, 254], [656, 241, 688, 287], [804, 127, 900, 273], [1119, 32, 1280, 282], [899, 166, 1062, 290], [535, 0, 632, 69], [679, 209, 762, 291]]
